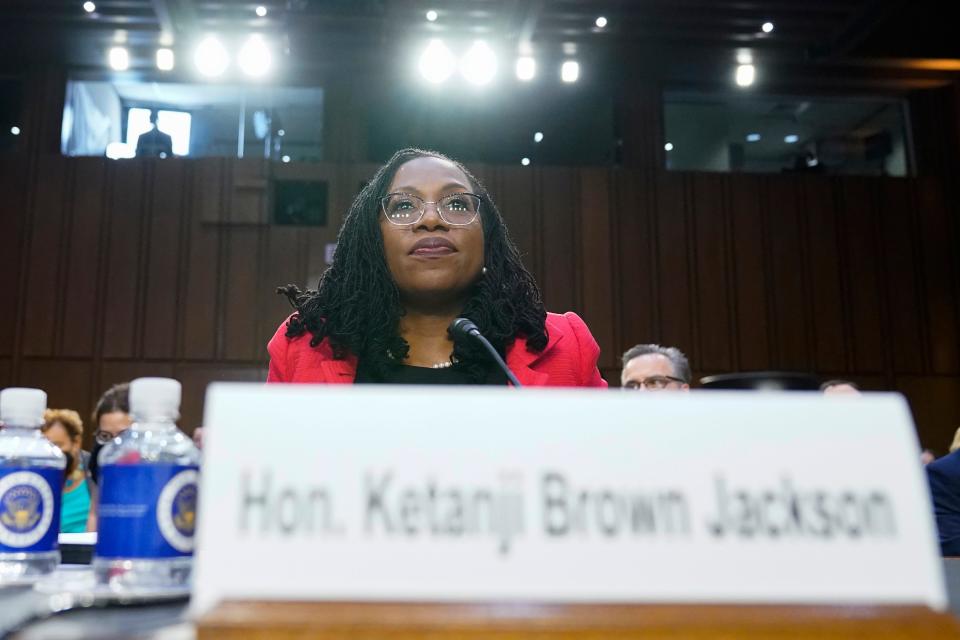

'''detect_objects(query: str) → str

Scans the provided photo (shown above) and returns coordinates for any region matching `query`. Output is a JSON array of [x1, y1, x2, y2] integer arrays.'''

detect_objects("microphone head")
[[449, 317, 481, 341]]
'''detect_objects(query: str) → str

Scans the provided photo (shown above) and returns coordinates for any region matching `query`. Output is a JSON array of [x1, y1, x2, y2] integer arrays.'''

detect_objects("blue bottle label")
[[0, 467, 62, 553], [96, 464, 199, 559]]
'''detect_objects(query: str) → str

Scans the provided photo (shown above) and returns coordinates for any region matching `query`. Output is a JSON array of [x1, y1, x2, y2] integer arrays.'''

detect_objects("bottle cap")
[[0, 387, 48, 427], [129, 377, 181, 421]]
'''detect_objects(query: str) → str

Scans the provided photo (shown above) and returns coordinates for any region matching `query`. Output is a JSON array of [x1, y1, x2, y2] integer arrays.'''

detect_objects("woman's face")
[[380, 156, 485, 307], [97, 411, 132, 440], [44, 422, 80, 472]]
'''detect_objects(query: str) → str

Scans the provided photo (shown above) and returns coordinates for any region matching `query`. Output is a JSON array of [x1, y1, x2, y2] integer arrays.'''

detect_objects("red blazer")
[[267, 311, 607, 387]]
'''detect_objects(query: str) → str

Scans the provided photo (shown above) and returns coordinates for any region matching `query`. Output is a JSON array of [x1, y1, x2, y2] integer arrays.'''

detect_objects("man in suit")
[[135, 110, 173, 158], [927, 449, 960, 555]]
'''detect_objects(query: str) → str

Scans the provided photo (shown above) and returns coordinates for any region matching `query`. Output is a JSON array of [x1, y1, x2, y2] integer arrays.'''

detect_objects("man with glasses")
[[620, 344, 691, 392]]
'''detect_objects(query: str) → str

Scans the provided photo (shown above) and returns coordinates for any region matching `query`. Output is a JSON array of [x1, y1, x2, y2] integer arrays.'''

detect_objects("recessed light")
[[256, 5, 267, 17], [664, 142, 674, 151], [83, 1, 96, 13], [10, 126, 21, 136], [595, 16, 607, 28], [426, 9, 438, 21], [762, 22, 774, 33], [521, 157, 530, 166], [784, 134, 799, 144], [534, 131, 544, 143], [746, 133, 761, 142]]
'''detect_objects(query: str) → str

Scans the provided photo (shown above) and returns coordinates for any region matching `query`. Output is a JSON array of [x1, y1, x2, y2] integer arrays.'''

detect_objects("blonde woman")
[[42, 409, 96, 532]]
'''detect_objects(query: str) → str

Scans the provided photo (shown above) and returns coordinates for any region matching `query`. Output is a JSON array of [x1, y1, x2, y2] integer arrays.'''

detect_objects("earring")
[[482, 267, 488, 275]]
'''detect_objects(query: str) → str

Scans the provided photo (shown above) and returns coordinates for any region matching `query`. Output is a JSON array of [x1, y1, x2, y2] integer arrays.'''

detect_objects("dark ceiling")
[[0, 0, 956, 89]]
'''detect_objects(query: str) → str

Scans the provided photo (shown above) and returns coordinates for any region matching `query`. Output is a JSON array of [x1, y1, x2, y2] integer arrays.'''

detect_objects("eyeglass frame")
[[621, 375, 687, 391], [380, 192, 483, 227], [94, 428, 128, 444]]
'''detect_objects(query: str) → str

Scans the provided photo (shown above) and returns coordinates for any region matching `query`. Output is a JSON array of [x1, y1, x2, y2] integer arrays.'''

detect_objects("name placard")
[[193, 386, 946, 613]]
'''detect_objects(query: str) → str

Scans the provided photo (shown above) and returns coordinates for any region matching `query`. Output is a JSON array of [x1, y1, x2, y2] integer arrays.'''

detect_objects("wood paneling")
[[2, 154, 958, 449]]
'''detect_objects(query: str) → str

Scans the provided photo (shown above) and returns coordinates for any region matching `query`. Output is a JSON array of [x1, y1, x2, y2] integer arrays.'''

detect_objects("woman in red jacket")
[[269, 148, 606, 388]]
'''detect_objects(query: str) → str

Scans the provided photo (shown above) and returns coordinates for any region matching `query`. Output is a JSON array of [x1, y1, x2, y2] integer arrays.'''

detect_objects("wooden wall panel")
[[915, 177, 960, 375], [613, 169, 657, 354], [100, 161, 146, 359], [497, 167, 537, 273], [222, 228, 262, 361], [879, 180, 925, 374], [177, 365, 268, 435], [538, 168, 578, 313], [690, 174, 732, 372], [654, 172, 694, 357], [59, 158, 106, 358], [21, 155, 68, 357], [0, 156, 26, 355], [181, 160, 222, 360], [896, 376, 960, 455], [727, 175, 770, 371], [578, 169, 616, 368], [18, 360, 93, 419], [142, 160, 187, 359], [838, 179, 886, 373], [764, 177, 809, 370], [802, 178, 847, 373]]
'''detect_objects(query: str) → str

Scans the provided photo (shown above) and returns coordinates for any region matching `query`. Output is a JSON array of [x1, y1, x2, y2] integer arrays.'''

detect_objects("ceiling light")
[[561, 60, 579, 83], [238, 34, 272, 78], [418, 39, 455, 83], [516, 56, 535, 81], [746, 133, 761, 142], [784, 134, 799, 144], [282, 155, 291, 163], [521, 157, 530, 166], [194, 35, 229, 77], [256, 5, 267, 17], [460, 40, 496, 85], [595, 16, 607, 28], [736, 49, 753, 65], [156, 48, 174, 71], [83, 1, 96, 12], [108, 46, 130, 71], [735, 63, 755, 87], [10, 126, 21, 136], [664, 142, 674, 151], [426, 9, 438, 22], [534, 131, 544, 143], [277, 129, 285, 137], [762, 22, 774, 33]]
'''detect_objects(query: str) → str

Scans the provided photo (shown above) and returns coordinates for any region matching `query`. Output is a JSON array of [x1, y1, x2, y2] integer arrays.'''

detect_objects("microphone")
[[449, 318, 523, 388]]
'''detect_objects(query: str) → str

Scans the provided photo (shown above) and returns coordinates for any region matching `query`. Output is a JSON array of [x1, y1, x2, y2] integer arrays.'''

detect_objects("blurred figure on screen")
[[42, 409, 95, 532], [620, 344, 691, 392], [820, 379, 861, 395], [269, 148, 606, 387], [135, 110, 173, 159]]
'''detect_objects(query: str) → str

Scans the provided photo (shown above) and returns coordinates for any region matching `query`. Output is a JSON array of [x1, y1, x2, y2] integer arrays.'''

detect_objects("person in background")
[[620, 344, 691, 392], [927, 447, 960, 555], [135, 110, 173, 159], [922, 449, 938, 465], [89, 382, 132, 485], [820, 379, 861, 395], [948, 427, 960, 454], [42, 409, 95, 533]]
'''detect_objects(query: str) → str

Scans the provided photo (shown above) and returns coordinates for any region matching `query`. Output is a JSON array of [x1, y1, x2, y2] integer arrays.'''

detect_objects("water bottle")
[[0, 387, 65, 583], [93, 377, 200, 590]]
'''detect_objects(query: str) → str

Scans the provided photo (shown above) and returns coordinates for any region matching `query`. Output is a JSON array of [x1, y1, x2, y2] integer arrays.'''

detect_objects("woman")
[[41, 409, 94, 533], [89, 382, 132, 485], [269, 148, 606, 387]]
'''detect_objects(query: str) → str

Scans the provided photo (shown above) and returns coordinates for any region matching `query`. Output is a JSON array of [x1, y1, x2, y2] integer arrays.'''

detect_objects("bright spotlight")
[[426, 9, 438, 21], [195, 35, 229, 77], [156, 48, 174, 71], [784, 134, 799, 144], [256, 5, 267, 17], [735, 64, 755, 87], [762, 22, 774, 33], [10, 126, 21, 136], [460, 41, 496, 85], [108, 47, 130, 71], [561, 60, 579, 83], [664, 142, 674, 151], [281, 155, 291, 163], [83, 1, 96, 12], [516, 56, 536, 81], [277, 129, 285, 137], [534, 131, 544, 143], [418, 39, 455, 83], [746, 133, 761, 142], [521, 157, 530, 166], [595, 16, 607, 28], [238, 34, 272, 78], [736, 49, 753, 65]]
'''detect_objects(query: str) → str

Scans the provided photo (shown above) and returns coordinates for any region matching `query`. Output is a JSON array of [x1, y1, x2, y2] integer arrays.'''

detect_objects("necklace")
[[388, 349, 456, 369]]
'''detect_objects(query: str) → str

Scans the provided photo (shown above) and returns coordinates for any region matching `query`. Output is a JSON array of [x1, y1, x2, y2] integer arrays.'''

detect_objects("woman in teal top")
[[42, 409, 94, 533]]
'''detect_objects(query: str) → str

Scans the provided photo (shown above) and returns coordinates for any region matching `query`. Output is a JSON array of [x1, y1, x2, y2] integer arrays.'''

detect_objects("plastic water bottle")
[[0, 388, 65, 583], [93, 377, 200, 590]]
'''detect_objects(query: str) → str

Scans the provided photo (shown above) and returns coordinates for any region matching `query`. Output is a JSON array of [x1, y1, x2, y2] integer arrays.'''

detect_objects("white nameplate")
[[193, 385, 946, 614]]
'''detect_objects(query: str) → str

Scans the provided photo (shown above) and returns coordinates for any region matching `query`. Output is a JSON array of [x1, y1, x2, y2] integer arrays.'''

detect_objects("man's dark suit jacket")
[[927, 449, 960, 555]]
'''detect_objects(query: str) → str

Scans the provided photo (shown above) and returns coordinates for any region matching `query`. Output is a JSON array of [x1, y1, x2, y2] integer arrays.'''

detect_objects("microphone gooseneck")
[[448, 317, 523, 388]]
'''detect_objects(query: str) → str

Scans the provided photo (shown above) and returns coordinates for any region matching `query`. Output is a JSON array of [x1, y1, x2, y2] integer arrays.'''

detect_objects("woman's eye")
[[446, 198, 467, 210]]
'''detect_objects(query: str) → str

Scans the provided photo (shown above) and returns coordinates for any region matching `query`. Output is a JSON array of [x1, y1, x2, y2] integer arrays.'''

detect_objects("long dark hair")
[[277, 148, 547, 382]]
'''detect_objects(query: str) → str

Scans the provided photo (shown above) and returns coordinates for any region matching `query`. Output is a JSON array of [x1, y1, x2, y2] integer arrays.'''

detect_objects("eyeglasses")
[[381, 192, 481, 226], [622, 376, 686, 391], [94, 428, 127, 444]]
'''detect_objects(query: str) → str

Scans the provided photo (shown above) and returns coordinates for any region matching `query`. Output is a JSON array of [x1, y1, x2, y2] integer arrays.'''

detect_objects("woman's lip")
[[411, 246, 456, 256]]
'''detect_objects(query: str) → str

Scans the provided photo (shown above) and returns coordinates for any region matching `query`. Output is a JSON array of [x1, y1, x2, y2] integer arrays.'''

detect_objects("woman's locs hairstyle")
[[277, 148, 547, 382]]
